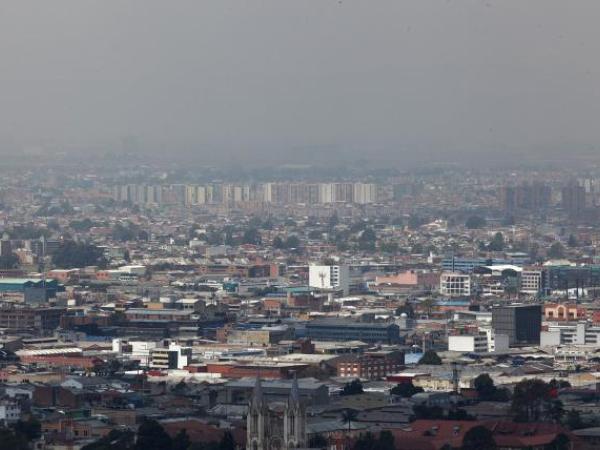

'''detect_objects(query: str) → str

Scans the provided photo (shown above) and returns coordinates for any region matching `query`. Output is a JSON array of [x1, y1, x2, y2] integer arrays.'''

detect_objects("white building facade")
[[308, 265, 350, 296], [440, 272, 471, 297]]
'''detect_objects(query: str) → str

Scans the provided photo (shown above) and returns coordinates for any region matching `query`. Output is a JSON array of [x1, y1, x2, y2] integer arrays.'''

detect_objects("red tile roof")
[[389, 419, 579, 450]]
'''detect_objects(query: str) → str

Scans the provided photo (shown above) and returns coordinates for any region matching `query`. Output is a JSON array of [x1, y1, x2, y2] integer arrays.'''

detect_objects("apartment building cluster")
[[112, 181, 384, 206]]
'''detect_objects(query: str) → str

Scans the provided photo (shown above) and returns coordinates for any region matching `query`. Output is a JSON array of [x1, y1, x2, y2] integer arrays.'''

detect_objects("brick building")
[[336, 350, 405, 380]]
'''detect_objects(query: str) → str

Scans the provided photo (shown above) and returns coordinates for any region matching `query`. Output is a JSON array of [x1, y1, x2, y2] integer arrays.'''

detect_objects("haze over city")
[[2, 1, 600, 166]]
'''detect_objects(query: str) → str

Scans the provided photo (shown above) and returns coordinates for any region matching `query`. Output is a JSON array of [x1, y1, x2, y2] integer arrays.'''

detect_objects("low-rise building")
[[541, 322, 600, 346], [306, 319, 401, 344], [448, 331, 509, 353]]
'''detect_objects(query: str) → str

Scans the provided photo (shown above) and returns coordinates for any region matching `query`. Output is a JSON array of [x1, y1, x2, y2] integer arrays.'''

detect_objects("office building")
[[150, 344, 192, 370], [439, 272, 471, 297], [491, 304, 541, 345], [0, 306, 65, 332], [541, 322, 600, 347], [561, 181, 586, 216], [448, 331, 509, 354], [499, 182, 551, 214], [308, 265, 350, 295], [305, 318, 401, 344], [336, 350, 405, 380], [441, 257, 527, 273], [520, 269, 543, 296]]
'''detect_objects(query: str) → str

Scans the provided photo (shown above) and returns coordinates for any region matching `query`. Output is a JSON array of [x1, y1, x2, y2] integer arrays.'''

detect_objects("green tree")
[[172, 380, 187, 394], [285, 235, 301, 249], [547, 434, 570, 450], [353, 432, 377, 450], [447, 408, 475, 421], [548, 242, 566, 259], [70, 218, 96, 231], [273, 236, 285, 249], [474, 374, 497, 401], [12, 418, 41, 440], [308, 230, 323, 240], [82, 429, 135, 450], [52, 241, 107, 269], [10, 225, 50, 240], [134, 418, 172, 450], [461, 425, 496, 450], [242, 227, 261, 245], [262, 217, 274, 230], [0, 253, 19, 270], [308, 434, 328, 449], [420, 298, 435, 316], [408, 215, 425, 229], [380, 241, 399, 254], [488, 232, 505, 251], [0, 427, 28, 450], [377, 431, 395, 450], [341, 379, 364, 396], [390, 382, 423, 398], [546, 400, 565, 423], [411, 404, 444, 421], [218, 430, 236, 450], [171, 428, 191, 450], [511, 379, 561, 423], [549, 379, 571, 389], [358, 228, 376, 251], [112, 222, 139, 242], [465, 215, 486, 229], [418, 350, 442, 365], [395, 303, 415, 318], [567, 234, 578, 247], [565, 409, 584, 430]]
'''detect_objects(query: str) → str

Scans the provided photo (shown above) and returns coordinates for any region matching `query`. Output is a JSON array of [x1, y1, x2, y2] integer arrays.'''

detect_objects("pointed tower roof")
[[288, 373, 300, 407], [250, 375, 264, 408]]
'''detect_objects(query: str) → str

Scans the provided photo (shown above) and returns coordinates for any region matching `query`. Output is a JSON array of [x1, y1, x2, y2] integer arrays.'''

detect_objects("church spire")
[[288, 373, 300, 407], [251, 375, 264, 408]]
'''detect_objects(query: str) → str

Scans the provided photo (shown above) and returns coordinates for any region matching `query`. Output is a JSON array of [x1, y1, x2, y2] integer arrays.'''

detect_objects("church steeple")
[[284, 374, 306, 449], [248, 376, 266, 450], [288, 373, 300, 408], [248, 375, 307, 450], [250, 375, 264, 409]]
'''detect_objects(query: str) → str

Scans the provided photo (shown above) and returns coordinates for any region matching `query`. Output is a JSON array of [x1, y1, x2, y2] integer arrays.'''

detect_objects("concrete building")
[[0, 400, 20, 425], [150, 344, 191, 370], [336, 350, 405, 380], [308, 265, 350, 296], [306, 318, 401, 344], [520, 269, 543, 296], [0, 306, 65, 332], [541, 322, 600, 347], [223, 377, 329, 406], [112, 339, 157, 366], [439, 272, 471, 297], [352, 183, 377, 204], [492, 304, 542, 345], [448, 331, 509, 353]]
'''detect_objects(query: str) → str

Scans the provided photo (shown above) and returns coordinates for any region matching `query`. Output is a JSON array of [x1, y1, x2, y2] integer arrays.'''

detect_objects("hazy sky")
[[1, 1, 600, 165]]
